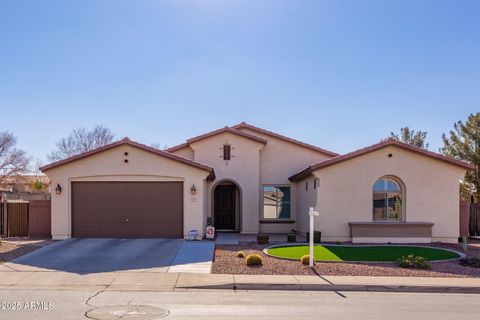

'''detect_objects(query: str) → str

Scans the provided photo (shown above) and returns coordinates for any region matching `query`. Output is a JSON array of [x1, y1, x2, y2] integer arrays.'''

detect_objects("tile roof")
[[232, 122, 339, 157], [40, 137, 216, 180], [165, 126, 267, 152], [289, 138, 474, 182]]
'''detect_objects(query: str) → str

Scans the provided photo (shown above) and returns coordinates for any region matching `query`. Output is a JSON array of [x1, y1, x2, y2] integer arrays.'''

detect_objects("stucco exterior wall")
[[237, 128, 333, 184], [296, 178, 318, 234], [170, 146, 194, 160], [43, 145, 210, 240], [297, 146, 465, 243], [190, 132, 263, 233], [238, 128, 332, 233]]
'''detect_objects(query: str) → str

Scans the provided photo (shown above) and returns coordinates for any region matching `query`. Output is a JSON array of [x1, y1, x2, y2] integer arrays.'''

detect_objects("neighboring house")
[[0, 176, 52, 238], [40, 122, 472, 243], [0, 175, 51, 194]]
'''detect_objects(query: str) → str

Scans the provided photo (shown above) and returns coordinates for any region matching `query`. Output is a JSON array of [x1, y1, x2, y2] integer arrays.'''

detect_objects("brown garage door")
[[72, 181, 183, 238]]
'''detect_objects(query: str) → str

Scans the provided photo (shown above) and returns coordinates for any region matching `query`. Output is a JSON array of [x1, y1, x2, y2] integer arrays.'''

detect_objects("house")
[[40, 122, 472, 243], [0, 175, 52, 238], [0, 176, 51, 238], [0, 175, 51, 195]]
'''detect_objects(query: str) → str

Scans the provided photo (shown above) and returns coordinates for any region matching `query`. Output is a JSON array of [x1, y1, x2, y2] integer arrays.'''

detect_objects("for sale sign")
[[205, 225, 215, 239]]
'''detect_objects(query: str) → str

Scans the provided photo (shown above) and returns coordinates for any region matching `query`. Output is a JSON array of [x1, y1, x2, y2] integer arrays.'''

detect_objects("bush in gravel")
[[459, 257, 480, 268], [300, 255, 312, 265], [236, 251, 245, 258], [257, 234, 269, 245], [397, 254, 431, 270], [287, 234, 296, 242], [245, 254, 263, 266]]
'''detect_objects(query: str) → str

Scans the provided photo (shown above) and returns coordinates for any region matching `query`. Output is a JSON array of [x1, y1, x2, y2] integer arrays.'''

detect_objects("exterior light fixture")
[[191, 184, 197, 196], [55, 184, 62, 195]]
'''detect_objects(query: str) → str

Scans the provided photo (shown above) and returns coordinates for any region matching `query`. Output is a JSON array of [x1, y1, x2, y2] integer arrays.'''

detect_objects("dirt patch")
[[212, 243, 480, 278], [0, 240, 50, 263]]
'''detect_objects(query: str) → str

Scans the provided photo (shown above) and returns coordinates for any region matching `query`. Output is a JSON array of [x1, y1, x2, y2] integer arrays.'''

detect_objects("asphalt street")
[[0, 288, 478, 320]]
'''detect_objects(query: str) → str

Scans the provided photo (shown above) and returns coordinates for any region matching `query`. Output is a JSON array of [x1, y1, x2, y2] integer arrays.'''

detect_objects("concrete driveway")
[[4, 238, 214, 274]]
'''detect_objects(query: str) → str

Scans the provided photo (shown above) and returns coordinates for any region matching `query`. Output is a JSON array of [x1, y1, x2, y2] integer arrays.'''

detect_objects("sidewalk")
[[167, 241, 215, 274], [1, 270, 479, 293]]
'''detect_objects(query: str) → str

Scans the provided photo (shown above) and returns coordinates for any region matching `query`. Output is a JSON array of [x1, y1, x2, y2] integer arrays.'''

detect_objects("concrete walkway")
[[215, 233, 239, 245], [167, 241, 215, 274], [1, 268, 480, 293]]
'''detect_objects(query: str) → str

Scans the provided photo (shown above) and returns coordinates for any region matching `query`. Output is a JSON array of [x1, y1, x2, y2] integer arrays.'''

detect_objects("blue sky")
[[0, 0, 479, 162]]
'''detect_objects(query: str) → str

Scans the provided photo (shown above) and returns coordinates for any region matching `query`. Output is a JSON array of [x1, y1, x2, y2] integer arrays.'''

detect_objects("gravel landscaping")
[[212, 242, 480, 278], [0, 240, 51, 263]]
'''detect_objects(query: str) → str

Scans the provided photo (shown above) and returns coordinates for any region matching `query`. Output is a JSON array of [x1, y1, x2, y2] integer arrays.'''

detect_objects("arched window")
[[373, 177, 403, 221]]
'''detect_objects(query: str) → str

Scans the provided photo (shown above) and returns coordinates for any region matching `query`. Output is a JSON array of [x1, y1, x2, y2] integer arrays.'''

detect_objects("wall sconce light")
[[55, 184, 62, 195], [190, 184, 197, 196]]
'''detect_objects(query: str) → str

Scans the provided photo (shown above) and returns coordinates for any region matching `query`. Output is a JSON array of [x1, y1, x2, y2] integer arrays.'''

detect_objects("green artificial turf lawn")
[[267, 245, 459, 262]]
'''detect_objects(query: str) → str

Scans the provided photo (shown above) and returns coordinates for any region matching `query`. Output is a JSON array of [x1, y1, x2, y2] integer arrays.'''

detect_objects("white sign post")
[[309, 207, 319, 267]]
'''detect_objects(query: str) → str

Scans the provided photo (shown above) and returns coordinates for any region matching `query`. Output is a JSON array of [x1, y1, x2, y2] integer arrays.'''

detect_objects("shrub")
[[287, 234, 296, 242], [31, 180, 46, 191], [300, 254, 312, 265], [245, 254, 263, 266], [397, 254, 431, 270], [257, 234, 269, 245], [335, 241, 341, 245], [236, 251, 245, 258], [459, 257, 480, 268], [305, 231, 321, 243]]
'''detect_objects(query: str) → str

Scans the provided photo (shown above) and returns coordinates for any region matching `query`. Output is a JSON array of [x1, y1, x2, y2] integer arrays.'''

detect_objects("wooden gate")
[[7, 202, 29, 237], [470, 203, 480, 237]]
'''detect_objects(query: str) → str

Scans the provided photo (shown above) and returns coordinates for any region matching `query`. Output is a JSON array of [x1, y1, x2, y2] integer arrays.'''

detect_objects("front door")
[[214, 185, 236, 230]]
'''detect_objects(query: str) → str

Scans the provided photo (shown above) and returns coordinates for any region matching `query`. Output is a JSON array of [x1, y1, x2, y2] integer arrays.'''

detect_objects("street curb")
[[183, 283, 480, 294], [4, 282, 480, 294]]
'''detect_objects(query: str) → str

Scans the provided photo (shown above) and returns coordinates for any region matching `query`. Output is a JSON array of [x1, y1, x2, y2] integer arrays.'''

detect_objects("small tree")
[[30, 159, 47, 192], [48, 125, 115, 161], [150, 142, 161, 149], [442, 113, 480, 201], [0, 131, 30, 184], [390, 127, 429, 149]]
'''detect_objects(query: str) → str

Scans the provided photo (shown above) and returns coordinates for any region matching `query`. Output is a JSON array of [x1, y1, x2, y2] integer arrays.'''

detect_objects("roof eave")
[[288, 168, 313, 182], [165, 142, 190, 153], [233, 122, 338, 157], [186, 127, 268, 145], [289, 140, 474, 182], [165, 126, 267, 153], [40, 139, 127, 172], [40, 139, 216, 179]]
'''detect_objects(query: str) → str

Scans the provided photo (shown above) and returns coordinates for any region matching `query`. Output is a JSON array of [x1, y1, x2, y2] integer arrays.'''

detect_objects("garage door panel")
[[72, 182, 183, 238]]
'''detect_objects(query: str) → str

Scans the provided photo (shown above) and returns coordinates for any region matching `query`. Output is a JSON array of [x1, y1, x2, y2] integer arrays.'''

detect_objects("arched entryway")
[[213, 180, 241, 231]]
